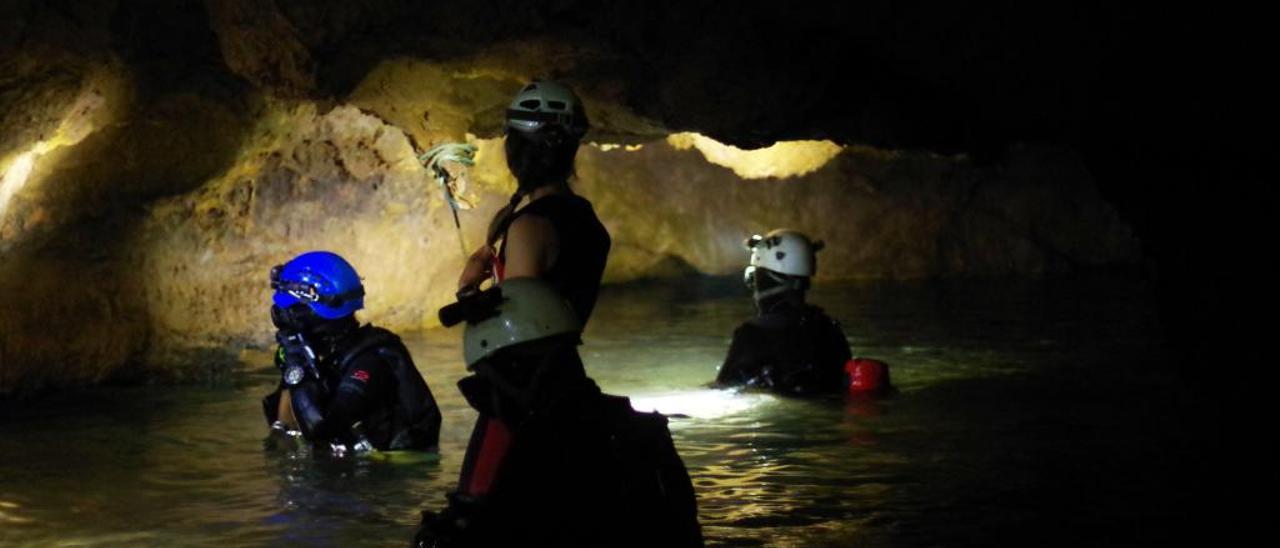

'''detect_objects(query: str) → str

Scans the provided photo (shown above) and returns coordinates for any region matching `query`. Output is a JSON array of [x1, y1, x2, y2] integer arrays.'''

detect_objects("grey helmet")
[[505, 80, 589, 138], [462, 277, 582, 368]]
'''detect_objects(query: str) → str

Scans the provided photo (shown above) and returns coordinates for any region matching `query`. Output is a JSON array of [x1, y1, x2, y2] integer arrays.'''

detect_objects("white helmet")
[[745, 229, 823, 277], [505, 80, 589, 138], [462, 278, 581, 368]]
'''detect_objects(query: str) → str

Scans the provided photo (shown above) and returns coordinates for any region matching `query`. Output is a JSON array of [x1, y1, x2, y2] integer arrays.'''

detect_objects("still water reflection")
[[2, 277, 1195, 547]]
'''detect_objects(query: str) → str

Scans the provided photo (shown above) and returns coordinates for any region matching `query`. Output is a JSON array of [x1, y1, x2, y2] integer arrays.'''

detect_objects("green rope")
[[419, 143, 477, 257]]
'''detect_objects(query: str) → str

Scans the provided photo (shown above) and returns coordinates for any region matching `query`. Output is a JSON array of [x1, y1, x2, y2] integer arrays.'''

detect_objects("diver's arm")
[[396, 363, 442, 450], [274, 388, 300, 430], [265, 345, 303, 430], [322, 354, 391, 445], [812, 314, 854, 392], [289, 379, 329, 440], [262, 385, 283, 425], [502, 214, 558, 278], [715, 325, 758, 385], [824, 315, 853, 363]]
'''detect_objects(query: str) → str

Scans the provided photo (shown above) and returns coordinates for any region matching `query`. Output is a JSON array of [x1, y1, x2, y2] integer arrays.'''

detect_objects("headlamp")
[[270, 264, 365, 307]]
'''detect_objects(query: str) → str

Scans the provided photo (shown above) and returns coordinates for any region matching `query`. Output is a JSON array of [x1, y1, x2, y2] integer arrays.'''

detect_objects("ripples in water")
[[2, 277, 1202, 547]]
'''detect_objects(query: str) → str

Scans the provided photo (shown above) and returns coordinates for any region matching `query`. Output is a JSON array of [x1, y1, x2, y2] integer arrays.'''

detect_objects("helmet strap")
[[753, 270, 807, 313]]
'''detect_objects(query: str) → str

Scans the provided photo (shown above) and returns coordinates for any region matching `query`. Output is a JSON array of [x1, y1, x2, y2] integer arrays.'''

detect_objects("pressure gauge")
[[284, 365, 306, 386]]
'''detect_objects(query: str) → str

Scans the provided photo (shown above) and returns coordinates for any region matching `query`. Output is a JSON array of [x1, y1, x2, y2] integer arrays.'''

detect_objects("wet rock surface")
[[580, 141, 1136, 281], [2, 1, 1142, 392]]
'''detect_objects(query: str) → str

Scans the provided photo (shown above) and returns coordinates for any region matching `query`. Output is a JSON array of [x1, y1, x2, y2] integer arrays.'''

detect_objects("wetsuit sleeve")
[[289, 379, 328, 440], [262, 383, 283, 425], [715, 324, 760, 386], [815, 313, 854, 392], [393, 359, 441, 450], [322, 352, 392, 443], [825, 315, 853, 363], [262, 348, 287, 425]]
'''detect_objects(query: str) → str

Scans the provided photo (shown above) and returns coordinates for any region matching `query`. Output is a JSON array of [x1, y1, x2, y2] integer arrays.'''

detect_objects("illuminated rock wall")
[[578, 140, 1138, 281], [0, 1, 1139, 394], [131, 103, 510, 369], [0, 95, 1138, 392], [129, 123, 1140, 376], [0, 41, 253, 391]]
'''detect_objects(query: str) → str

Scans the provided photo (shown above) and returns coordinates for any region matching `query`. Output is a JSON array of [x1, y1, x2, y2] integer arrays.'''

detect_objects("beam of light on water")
[[0, 499, 33, 524], [630, 389, 771, 420]]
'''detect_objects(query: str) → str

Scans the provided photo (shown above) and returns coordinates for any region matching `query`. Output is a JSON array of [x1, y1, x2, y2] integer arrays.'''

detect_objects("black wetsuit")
[[263, 325, 441, 451], [716, 300, 853, 396]]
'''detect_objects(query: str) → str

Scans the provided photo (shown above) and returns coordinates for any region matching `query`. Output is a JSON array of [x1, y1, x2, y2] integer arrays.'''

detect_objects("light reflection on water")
[[2, 277, 1190, 547], [629, 390, 771, 419]]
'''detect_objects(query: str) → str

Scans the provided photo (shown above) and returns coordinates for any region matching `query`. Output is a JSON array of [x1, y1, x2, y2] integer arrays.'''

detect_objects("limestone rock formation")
[[1, 0, 1141, 394], [132, 103, 509, 370], [578, 141, 1138, 282]]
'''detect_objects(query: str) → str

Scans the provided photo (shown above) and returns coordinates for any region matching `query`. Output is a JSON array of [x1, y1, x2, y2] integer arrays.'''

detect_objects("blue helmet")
[[270, 251, 365, 320]]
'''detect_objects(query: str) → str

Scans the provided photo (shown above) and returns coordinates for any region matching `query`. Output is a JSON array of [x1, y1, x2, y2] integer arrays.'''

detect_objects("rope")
[[420, 143, 478, 257]]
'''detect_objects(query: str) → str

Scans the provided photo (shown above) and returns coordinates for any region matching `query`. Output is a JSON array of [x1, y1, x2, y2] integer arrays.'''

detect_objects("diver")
[[715, 229, 887, 396], [447, 80, 614, 514], [261, 251, 442, 454], [414, 278, 702, 547]]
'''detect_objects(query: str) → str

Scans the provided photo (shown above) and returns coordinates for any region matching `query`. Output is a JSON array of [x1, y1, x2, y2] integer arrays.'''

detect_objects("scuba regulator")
[[270, 302, 331, 387], [274, 329, 323, 388]]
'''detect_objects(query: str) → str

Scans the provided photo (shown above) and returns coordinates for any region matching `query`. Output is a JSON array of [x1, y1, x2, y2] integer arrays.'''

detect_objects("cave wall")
[[1, 0, 1143, 394], [130, 102, 509, 372], [11, 107, 1130, 390], [579, 140, 1135, 281]]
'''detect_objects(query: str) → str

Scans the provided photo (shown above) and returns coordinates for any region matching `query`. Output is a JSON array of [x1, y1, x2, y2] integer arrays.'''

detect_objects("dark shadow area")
[[879, 370, 1219, 547]]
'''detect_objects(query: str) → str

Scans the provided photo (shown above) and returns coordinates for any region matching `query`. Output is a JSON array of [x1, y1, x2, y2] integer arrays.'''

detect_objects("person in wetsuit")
[[415, 278, 701, 547], [261, 251, 441, 454], [715, 230, 855, 396]]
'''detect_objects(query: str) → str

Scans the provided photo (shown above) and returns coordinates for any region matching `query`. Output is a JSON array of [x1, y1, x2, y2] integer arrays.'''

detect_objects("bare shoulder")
[[504, 213, 559, 275], [507, 213, 557, 243]]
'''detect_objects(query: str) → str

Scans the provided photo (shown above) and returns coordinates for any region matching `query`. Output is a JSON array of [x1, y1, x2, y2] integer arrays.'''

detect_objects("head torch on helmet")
[[503, 80, 589, 139], [270, 264, 366, 308], [505, 109, 580, 130]]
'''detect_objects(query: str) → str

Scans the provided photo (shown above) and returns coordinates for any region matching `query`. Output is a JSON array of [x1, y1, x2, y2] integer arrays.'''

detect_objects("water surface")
[[2, 277, 1202, 546]]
